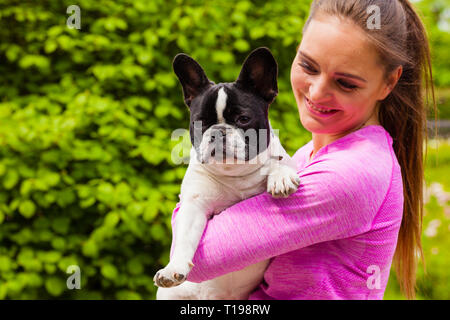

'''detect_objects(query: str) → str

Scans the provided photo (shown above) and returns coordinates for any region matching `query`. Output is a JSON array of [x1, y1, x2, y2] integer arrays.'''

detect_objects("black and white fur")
[[154, 47, 300, 299]]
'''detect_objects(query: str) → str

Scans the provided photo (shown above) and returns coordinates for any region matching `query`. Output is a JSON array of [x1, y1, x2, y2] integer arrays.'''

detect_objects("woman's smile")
[[304, 96, 340, 118]]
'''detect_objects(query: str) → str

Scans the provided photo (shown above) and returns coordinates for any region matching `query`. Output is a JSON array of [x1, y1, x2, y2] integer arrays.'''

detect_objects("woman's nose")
[[308, 76, 331, 102]]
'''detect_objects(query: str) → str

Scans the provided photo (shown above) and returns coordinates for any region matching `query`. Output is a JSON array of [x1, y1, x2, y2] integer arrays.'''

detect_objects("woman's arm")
[[171, 155, 391, 283]]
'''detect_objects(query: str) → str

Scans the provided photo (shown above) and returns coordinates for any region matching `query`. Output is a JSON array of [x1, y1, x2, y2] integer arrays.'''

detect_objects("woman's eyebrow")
[[298, 50, 318, 66], [298, 50, 368, 83], [334, 72, 367, 83]]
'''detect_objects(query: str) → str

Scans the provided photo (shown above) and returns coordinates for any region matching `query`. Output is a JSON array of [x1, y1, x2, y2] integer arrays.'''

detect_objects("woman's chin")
[[300, 116, 338, 134], [299, 113, 325, 133]]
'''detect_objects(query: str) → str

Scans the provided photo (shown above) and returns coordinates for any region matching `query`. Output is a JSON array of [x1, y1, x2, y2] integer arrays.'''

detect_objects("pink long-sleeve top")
[[171, 125, 404, 299]]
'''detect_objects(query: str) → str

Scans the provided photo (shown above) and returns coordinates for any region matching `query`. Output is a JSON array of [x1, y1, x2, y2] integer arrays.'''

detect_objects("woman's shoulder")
[[328, 124, 393, 153], [309, 125, 396, 167], [300, 125, 400, 196], [335, 124, 394, 159]]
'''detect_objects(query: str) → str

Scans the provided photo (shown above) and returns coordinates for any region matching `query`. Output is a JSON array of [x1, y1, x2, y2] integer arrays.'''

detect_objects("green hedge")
[[433, 88, 450, 119], [0, 0, 311, 299]]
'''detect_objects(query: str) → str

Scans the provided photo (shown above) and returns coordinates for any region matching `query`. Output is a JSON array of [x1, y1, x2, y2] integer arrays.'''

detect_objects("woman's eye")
[[337, 79, 358, 90], [299, 62, 316, 73], [298, 60, 359, 92]]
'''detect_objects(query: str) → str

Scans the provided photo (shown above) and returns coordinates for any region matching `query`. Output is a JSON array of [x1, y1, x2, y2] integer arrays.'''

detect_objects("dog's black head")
[[173, 47, 278, 164]]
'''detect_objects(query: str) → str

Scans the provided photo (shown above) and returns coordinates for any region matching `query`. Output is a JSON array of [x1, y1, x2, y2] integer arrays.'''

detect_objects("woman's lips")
[[304, 96, 339, 117]]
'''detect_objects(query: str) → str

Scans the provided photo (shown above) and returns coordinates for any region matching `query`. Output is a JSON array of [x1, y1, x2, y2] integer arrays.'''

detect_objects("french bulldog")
[[154, 47, 300, 299]]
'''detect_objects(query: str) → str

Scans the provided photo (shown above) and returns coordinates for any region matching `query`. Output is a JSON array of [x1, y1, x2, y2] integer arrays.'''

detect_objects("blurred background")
[[0, 0, 448, 300]]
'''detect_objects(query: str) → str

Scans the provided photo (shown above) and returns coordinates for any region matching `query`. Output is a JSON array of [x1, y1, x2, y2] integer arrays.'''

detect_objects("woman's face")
[[291, 15, 395, 135]]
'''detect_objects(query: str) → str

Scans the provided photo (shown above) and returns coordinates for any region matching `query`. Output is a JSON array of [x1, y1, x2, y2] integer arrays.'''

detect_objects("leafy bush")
[[433, 88, 450, 120], [415, 0, 450, 88], [0, 0, 311, 299]]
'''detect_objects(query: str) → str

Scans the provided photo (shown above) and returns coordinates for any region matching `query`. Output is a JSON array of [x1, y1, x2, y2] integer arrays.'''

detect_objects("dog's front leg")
[[153, 200, 208, 288]]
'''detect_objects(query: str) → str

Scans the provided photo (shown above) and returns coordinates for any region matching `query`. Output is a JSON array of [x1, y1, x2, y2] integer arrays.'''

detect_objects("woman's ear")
[[380, 65, 403, 100]]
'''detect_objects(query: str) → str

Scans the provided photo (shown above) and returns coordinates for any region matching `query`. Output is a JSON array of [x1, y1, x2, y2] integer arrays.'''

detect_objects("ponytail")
[[383, 0, 437, 300], [304, 0, 437, 299]]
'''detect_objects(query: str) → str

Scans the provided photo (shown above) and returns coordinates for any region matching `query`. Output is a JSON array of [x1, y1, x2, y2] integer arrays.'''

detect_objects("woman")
[[171, 0, 436, 299]]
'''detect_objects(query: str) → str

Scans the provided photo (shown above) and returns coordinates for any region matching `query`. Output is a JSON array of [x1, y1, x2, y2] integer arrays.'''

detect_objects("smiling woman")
[[291, 0, 437, 299]]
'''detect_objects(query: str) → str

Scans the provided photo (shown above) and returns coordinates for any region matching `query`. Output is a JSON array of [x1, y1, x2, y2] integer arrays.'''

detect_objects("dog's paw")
[[267, 165, 300, 198], [153, 261, 194, 288]]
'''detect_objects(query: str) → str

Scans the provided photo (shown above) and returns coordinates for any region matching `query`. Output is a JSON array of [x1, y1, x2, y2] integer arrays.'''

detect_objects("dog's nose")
[[212, 126, 227, 135]]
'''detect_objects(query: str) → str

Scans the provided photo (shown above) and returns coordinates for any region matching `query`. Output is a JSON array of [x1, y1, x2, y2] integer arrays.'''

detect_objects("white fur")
[[198, 123, 247, 164], [215, 88, 227, 124], [154, 121, 300, 300]]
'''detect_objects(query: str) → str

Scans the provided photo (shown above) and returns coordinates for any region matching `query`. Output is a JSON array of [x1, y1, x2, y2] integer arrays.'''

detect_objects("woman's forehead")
[[300, 17, 379, 73]]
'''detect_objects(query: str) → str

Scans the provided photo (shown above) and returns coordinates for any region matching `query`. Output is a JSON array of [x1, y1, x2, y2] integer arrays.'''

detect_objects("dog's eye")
[[237, 116, 251, 124]]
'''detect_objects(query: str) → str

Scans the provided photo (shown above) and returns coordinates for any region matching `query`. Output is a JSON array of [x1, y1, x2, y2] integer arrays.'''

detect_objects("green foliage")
[[415, 0, 450, 87], [0, 0, 448, 300], [415, 0, 450, 119], [433, 88, 450, 120], [0, 0, 312, 299]]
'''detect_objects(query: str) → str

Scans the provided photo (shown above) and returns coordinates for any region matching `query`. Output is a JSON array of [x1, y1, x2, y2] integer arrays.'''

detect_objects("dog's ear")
[[236, 47, 278, 103], [173, 54, 214, 108]]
